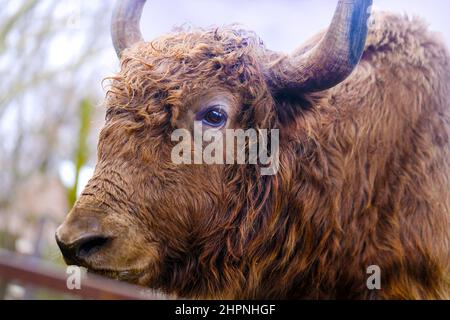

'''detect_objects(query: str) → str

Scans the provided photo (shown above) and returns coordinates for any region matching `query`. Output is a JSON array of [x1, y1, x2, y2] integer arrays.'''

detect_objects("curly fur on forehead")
[[105, 27, 274, 127]]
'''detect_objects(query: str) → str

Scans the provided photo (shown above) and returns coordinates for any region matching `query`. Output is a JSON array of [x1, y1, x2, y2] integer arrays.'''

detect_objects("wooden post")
[[0, 249, 170, 300]]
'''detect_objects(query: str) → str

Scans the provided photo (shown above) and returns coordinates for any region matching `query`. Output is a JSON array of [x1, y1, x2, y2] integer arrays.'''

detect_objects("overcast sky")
[[137, 0, 450, 54]]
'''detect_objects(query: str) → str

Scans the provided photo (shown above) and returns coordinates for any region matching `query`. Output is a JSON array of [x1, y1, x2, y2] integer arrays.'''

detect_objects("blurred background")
[[0, 0, 449, 299]]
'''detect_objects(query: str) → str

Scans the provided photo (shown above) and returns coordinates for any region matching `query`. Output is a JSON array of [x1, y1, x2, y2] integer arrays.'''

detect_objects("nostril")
[[56, 231, 111, 264], [76, 235, 110, 258]]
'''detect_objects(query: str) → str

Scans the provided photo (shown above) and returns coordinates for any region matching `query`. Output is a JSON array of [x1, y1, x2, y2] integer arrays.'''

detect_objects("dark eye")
[[201, 107, 227, 127]]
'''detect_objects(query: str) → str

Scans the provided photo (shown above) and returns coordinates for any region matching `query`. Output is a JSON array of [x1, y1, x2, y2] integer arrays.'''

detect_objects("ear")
[[272, 89, 328, 125], [263, 38, 328, 125]]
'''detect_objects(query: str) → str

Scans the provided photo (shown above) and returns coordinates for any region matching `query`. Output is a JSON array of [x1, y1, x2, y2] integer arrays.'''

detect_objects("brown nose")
[[56, 232, 111, 265]]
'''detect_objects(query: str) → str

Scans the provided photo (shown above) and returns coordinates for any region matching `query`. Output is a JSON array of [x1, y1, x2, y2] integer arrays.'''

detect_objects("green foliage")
[[67, 98, 92, 207]]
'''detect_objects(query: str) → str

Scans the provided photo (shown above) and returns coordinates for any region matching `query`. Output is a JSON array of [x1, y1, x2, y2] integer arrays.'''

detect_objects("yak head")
[[56, 0, 372, 298]]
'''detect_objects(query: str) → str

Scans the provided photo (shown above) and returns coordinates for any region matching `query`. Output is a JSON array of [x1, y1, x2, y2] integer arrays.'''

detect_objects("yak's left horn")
[[111, 0, 146, 58], [268, 0, 373, 93]]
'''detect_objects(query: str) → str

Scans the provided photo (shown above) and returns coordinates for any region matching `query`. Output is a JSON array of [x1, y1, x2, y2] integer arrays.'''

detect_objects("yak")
[[56, 0, 450, 299]]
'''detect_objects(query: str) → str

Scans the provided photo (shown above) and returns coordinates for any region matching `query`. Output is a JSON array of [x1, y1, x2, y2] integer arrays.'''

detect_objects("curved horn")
[[111, 0, 146, 58], [268, 0, 373, 93]]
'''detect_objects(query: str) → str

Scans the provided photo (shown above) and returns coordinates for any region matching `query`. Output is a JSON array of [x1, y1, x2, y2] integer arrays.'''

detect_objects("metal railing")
[[0, 249, 169, 300]]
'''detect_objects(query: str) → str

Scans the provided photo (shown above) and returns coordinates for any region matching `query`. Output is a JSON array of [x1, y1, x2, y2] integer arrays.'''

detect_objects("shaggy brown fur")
[[59, 13, 450, 299]]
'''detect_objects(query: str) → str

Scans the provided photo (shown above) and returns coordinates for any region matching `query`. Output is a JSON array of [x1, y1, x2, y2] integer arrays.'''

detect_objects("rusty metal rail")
[[0, 249, 169, 300]]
